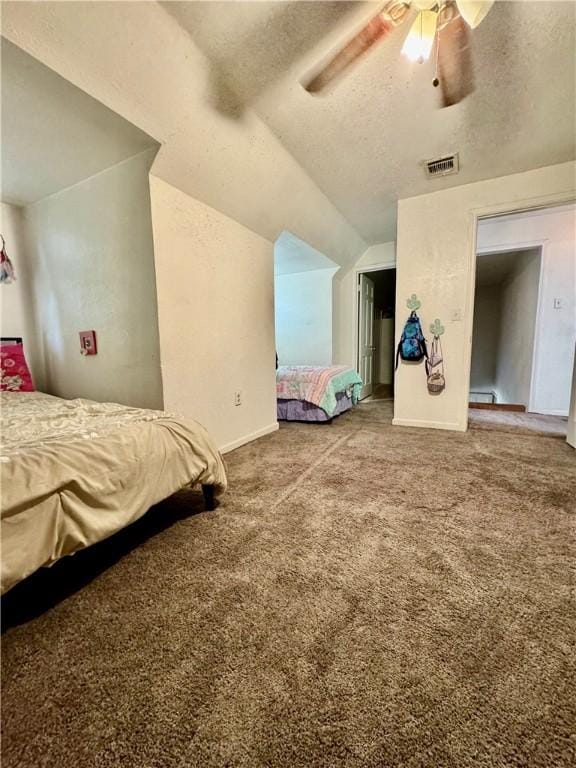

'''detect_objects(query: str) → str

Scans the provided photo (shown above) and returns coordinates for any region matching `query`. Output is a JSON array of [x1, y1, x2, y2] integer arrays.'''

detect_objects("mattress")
[[277, 392, 353, 422], [0, 391, 227, 594]]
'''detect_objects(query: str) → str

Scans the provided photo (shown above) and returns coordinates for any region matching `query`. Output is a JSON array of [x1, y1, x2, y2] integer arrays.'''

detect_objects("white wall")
[[495, 252, 541, 406], [24, 150, 163, 409], [0, 202, 44, 385], [477, 205, 576, 416], [333, 241, 396, 367], [150, 176, 278, 453], [394, 162, 576, 431], [470, 283, 502, 394], [471, 251, 541, 406], [275, 268, 338, 366]]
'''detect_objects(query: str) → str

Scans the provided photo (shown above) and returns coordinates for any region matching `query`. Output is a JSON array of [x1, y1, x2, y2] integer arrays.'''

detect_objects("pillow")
[[0, 343, 35, 392]]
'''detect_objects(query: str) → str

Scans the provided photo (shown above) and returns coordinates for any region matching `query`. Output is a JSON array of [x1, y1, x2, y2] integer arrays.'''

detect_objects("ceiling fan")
[[302, 0, 495, 107]]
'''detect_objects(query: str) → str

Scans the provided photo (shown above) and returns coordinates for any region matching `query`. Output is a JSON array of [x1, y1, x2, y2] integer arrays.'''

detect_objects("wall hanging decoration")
[[429, 318, 444, 337], [396, 295, 428, 369], [426, 319, 445, 394], [0, 236, 16, 284]]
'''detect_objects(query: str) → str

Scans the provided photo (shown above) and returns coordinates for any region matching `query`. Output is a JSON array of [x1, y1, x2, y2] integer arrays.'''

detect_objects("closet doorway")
[[469, 202, 576, 445], [357, 267, 396, 402]]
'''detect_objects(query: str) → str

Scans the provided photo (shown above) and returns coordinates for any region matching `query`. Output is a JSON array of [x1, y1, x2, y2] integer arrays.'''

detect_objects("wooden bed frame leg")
[[202, 484, 216, 512]]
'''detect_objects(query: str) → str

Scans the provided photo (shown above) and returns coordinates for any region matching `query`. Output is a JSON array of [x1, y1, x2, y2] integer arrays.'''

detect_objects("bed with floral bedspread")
[[276, 365, 362, 422]]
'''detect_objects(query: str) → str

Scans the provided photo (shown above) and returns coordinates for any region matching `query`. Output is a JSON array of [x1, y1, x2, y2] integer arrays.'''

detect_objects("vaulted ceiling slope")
[[274, 231, 340, 276], [165, 1, 576, 243], [1, 39, 157, 206], [476, 248, 539, 287], [1, 1, 367, 269]]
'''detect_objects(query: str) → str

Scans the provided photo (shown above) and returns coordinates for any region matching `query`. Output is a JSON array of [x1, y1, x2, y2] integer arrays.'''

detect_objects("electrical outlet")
[[451, 309, 462, 322], [234, 391, 242, 406], [553, 298, 563, 309]]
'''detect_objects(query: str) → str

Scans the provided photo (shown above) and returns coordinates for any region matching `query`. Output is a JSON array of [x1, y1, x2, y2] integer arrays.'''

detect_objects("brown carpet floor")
[[468, 407, 568, 438], [2, 402, 575, 768]]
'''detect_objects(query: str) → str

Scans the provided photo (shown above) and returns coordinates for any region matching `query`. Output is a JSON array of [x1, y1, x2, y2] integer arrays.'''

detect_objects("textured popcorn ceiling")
[[165, 1, 576, 243]]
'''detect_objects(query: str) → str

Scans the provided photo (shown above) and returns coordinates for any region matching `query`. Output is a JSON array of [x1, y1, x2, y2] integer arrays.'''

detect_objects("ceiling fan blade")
[[437, 14, 475, 107], [456, 0, 494, 28], [303, 4, 408, 94]]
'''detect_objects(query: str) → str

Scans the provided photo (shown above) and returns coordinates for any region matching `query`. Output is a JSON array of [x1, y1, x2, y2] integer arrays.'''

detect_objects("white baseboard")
[[392, 417, 465, 432], [219, 422, 279, 454], [528, 409, 569, 417]]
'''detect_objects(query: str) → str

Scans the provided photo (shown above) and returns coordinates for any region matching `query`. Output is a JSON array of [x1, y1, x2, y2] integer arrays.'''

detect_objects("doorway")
[[469, 203, 576, 439], [470, 247, 542, 411], [357, 267, 396, 401]]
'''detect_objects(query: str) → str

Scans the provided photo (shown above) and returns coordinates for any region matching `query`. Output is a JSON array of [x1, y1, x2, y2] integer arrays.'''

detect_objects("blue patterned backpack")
[[395, 311, 428, 369]]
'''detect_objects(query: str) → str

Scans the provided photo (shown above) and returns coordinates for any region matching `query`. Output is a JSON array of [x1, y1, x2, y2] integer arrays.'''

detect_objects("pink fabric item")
[[0, 343, 35, 392]]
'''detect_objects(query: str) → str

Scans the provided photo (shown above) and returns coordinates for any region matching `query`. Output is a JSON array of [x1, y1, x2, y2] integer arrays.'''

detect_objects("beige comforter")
[[0, 392, 227, 594]]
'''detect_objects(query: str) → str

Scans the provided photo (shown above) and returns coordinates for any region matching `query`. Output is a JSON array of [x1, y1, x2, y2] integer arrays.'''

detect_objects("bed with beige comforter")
[[0, 391, 227, 594]]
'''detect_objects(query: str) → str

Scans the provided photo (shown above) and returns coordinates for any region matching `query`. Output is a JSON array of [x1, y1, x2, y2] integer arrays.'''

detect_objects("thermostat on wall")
[[79, 330, 97, 356]]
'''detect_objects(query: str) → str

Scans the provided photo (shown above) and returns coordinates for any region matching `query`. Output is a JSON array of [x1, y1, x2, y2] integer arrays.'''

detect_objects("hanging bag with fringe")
[[426, 335, 445, 394]]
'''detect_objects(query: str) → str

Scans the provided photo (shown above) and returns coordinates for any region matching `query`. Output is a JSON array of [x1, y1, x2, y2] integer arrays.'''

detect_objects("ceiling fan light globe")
[[456, 0, 494, 28], [401, 10, 438, 63]]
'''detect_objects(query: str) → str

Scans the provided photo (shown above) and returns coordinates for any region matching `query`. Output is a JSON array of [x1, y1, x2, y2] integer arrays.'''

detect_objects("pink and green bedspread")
[[276, 365, 363, 418]]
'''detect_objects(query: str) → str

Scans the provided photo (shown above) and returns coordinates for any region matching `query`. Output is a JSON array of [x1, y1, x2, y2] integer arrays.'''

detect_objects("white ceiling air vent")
[[424, 153, 459, 179]]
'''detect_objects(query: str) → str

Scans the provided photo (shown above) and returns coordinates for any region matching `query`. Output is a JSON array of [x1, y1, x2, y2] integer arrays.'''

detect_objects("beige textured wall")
[[25, 150, 163, 409], [394, 161, 576, 432], [150, 177, 278, 452], [0, 202, 44, 386]]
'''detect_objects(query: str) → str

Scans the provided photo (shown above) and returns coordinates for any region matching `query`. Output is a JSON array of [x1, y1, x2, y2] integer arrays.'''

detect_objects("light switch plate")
[[79, 330, 97, 355]]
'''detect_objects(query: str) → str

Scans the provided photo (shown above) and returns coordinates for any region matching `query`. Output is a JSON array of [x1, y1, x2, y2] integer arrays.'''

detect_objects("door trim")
[[358, 273, 376, 399], [353, 262, 396, 382]]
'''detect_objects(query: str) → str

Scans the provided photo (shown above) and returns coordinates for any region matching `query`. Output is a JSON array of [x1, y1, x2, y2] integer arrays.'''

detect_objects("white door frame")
[[475, 240, 547, 414], [353, 262, 396, 380], [464, 192, 576, 430], [358, 273, 376, 399]]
